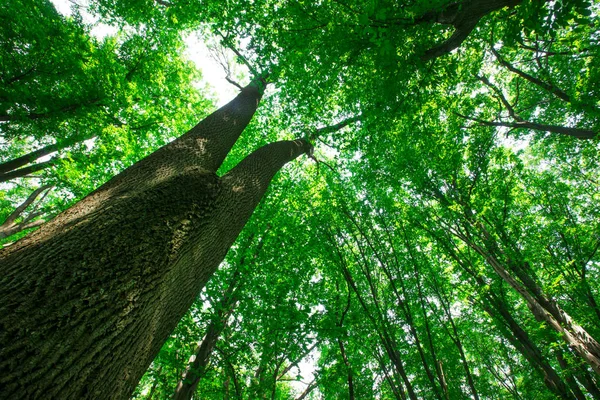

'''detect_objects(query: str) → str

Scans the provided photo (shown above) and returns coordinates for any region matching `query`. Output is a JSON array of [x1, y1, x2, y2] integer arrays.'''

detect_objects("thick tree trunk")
[[0, 80, 312, 399]]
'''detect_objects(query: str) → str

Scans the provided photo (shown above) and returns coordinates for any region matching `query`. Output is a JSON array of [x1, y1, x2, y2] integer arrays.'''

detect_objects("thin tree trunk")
[[346, 211, 443, 399], [421, 227, 575, 398], [172, 284, 239, 400], [0, 157, 60, 183], [375, 349, 405, 400], [0, 133, 95, 175], [479, 293, 576, 399], [216, 346, 243, 400], [574, 362, 600, 399], [338, 339, 355, 400], [485, 250, 600, 375], [430, 280, 479, 400], [173, 230, 266, 400], [333, 244, 418, 400], [0, 79, 313, 399], [0, 185, 53, 239], [449, 217, 600, 376], [556, 351, 588, 400]]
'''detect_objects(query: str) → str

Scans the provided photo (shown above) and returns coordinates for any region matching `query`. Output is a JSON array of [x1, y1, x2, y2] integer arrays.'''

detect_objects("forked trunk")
[[0, 81, 312, 399]]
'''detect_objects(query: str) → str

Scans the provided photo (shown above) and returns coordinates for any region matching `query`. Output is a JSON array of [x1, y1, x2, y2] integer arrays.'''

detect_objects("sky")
[[50, 0, 238, 106]]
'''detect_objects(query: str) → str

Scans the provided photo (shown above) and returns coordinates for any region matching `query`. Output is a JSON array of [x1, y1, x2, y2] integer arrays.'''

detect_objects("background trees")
[[1, 0, 599, 398]]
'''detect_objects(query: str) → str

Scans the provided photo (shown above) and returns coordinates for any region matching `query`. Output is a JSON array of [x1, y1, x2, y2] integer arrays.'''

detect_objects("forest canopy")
[[1, 0, 600, 399]]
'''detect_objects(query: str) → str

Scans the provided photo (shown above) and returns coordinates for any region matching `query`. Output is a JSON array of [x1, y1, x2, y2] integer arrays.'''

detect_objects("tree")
[[2, 0, 600, 398], [0, 0, 212, 198], [0, 78, 313, 399]]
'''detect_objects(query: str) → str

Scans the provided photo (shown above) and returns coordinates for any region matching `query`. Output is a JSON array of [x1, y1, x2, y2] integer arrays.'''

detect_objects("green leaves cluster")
[[0, 0, 213, 243]]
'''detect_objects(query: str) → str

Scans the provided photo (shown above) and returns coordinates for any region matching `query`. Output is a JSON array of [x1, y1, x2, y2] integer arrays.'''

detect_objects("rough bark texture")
[[0, 81, 312, 399]]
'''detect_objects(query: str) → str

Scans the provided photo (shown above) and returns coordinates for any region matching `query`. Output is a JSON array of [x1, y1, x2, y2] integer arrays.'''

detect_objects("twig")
[[225, 76, 244, 91]]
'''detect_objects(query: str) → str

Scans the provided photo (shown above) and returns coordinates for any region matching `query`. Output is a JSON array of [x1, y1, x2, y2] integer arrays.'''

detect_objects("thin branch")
[[491, 48, 571, 103], [215, 30, 262, 79], [455, 111, 596, 139], [295, 378, 318, 400], [0, 158, 60, 183], [309, 114, 362, 141], [225, 76, 244, 91], [0, 185, 53, 239], [477, 76, 520, 120]]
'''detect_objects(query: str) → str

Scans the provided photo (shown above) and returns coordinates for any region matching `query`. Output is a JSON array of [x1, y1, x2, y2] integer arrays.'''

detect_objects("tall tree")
[[0, 78, 313, 399]]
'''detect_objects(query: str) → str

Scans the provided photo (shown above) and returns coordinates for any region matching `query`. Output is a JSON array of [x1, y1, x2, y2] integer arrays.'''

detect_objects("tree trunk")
[[0, 185, 53, 239], [338, 338, 355, 400], [481, 294, 576, 399], [0, 157, 60, 183], [0, 80, 313, 399], [427, 233, 575, 398], [172, 315, 231, 400], [172, 249, 250, 400], [0, 132, 94, 176]]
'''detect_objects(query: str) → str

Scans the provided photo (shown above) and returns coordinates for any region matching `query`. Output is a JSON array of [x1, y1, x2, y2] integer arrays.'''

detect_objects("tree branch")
[[455, 112, 597, 139], [0, 185, 53, 239], [421, 0, 522, 61], [491, 48, 571, 103]]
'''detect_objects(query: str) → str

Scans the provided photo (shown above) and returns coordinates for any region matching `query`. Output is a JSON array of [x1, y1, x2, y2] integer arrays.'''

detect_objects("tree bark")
[[491, 48, 572, 103], [0, 80, 313, 399], [423, 229, 575, 398], [479, 292, 576, 399], [338, 338, 355, 400], [295, 378, 318, 400], [172, 231, 263, 400], [420, 0, 522, 61]]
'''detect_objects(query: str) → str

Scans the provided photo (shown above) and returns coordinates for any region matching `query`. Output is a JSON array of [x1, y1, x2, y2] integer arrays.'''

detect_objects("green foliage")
[[0, 0, 213, 242], [3, 0, 600, 398]]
